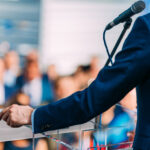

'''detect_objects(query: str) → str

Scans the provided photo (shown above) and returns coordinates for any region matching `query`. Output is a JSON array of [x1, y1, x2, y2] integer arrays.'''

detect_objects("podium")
[[0, 105, 136, 150]]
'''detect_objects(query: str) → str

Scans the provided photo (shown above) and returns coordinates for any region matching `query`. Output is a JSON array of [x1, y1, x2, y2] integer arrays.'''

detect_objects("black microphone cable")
[[103, 29, 113, 66]]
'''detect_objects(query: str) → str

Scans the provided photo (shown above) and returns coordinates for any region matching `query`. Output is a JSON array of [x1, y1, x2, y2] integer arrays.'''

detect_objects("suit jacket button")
[[41, 124, 52, 131]]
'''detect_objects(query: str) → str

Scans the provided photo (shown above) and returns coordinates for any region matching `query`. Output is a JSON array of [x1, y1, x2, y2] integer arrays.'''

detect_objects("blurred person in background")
[[73, 65, 91, 90], [91, 106, 135, 148], [4, 91, 30, 106], [47, 64, 59, 100], [47, 64, 59, 83], [55, 76, 78, 100], [89, 56, 101, 79], [54, 76, 79, 150], [2, 135, 48, 150], [4, 51, 20, 88], [83, 89, 136, 149], [120, 88, 137, 112], [83, 89, 137, 149], [0, 58, 6, 106], [25, 50, 39, 62], [93, 89, 136, 148], [16, 58, 54, 107], [119, 88, 137, 142], [3, 139, 37, 150], [0, 58, 16, 106]]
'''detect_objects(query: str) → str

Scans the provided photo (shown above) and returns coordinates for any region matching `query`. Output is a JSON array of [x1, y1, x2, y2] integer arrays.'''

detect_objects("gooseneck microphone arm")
[[104, 18, 132, 67]]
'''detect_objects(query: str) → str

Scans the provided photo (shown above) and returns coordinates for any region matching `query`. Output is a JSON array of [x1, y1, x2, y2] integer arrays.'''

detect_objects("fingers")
[[6, 116, 14, 127], [0, 104, 33, 128], [0, 108, 14, 127], [5, 112, 21, 128], [0, 107, 10, 120], [6, 116, 11, 126], [11, 124, 22, 128], [1, 110, 9, 122], [0, 105, 17, 127]]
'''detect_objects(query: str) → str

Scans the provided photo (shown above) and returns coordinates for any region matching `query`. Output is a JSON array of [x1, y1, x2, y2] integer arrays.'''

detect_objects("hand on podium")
[[0, 104, 33, 127]]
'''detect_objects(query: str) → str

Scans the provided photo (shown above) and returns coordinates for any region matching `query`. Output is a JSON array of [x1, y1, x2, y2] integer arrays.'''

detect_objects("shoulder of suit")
[[134, 13, 150, 30]]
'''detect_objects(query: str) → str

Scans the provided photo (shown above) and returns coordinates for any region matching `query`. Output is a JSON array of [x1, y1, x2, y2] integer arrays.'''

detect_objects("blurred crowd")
[[0, 49, 137, 150]]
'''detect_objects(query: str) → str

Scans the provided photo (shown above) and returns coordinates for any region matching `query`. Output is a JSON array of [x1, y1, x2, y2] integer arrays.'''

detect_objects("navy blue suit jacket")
[[33, 13, 150, 149]]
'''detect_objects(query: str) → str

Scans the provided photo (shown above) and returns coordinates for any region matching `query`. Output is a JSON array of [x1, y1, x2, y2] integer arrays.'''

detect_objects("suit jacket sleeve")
[[33, 14, 150, 134]]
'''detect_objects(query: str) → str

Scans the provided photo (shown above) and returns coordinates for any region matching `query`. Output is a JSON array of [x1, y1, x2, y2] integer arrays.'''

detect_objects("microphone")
[[105, 0, 145, 30]]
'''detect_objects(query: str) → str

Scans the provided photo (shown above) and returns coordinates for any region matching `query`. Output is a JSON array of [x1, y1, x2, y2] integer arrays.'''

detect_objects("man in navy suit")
[[0, 13, 150, 149]]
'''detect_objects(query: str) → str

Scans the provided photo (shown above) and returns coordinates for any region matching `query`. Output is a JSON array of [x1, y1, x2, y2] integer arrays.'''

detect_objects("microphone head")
[[131, 1, 146, 14]]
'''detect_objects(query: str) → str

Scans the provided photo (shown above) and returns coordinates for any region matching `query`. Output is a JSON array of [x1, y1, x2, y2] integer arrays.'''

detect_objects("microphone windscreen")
[[131, 1, 146, 13]]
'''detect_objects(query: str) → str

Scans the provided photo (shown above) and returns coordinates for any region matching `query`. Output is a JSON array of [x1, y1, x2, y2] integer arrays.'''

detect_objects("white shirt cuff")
[[31, 109, 36, 133]]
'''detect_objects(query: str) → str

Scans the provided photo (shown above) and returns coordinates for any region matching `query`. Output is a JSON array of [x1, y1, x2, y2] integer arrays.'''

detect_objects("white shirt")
[[22, 77, 42, 107]]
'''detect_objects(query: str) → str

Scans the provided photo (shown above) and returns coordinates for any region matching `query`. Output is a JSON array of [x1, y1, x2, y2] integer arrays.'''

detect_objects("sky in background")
[[144, 0, 150, 13]]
